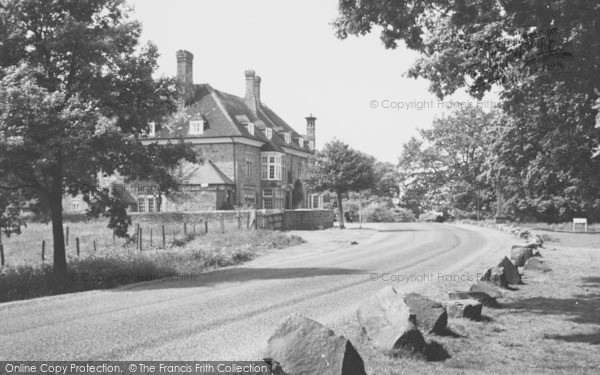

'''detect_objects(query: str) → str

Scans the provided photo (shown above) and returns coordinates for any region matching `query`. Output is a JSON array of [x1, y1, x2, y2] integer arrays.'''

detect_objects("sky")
[[128, 0, 499, 163]]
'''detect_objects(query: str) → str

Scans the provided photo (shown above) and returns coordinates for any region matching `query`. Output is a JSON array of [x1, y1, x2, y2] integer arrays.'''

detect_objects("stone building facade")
[[127, 50, 319, 212]]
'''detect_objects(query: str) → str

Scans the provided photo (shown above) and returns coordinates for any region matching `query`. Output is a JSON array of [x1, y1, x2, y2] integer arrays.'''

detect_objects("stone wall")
[[283, 209, 334, 230]]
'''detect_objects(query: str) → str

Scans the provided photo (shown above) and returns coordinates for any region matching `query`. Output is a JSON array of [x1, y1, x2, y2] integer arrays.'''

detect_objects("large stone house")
[[72, 50, 320, 213]]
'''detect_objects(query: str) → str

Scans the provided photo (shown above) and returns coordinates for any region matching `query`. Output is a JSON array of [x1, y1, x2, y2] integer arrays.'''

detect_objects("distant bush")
[[0, 230, 305, 303], [418, 211, 446, 223], [362, 202, 416, 223]]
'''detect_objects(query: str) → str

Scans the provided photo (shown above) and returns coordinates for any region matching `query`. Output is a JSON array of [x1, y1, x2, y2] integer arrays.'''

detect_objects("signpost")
[[573, 218, 588, 232]]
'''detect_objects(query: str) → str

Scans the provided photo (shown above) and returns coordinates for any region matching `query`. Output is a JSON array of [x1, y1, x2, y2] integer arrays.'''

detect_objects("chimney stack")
[[176, 50, 194, 85], [245, 69, 261, 114], [306, 114, 316, 146]]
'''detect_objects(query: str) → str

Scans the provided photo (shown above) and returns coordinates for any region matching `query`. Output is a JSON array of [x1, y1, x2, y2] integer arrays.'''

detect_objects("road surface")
[[0, 223, 513, 360]]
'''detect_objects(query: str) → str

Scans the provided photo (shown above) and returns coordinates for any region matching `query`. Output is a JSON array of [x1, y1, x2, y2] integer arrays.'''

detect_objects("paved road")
[[0, 223, 511, 360]]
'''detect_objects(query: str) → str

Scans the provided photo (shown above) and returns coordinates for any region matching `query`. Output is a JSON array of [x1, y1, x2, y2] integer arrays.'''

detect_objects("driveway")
[[0, 223, 513, 360]]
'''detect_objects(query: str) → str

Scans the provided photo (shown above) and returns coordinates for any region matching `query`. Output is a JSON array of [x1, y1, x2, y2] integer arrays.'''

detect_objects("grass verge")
[[0, 230, 305, 303], [347, 229, 600, 374]]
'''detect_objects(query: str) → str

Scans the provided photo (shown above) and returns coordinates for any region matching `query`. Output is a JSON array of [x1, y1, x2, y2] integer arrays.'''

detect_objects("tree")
[[398, 106, 496, 218], [371, 161, 400, 198], [0, 0, 196, 274], [302, 139, 375, 229], [335, 0, 600, 222]]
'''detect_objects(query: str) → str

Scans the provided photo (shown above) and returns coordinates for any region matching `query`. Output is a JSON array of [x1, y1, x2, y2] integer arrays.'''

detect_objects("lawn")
[[0, 219, 305, 303], [348, 228, 600, 374]]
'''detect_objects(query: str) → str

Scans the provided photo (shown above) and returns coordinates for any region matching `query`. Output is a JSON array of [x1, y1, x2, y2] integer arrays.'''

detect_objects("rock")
[[523, 257, 552, 272], [403, 293, 448, 334], [511, 246, 534, 267], [264, 314, 366, 375], [445, 299, 483, 320], [518, 229, 530, 239], [350, 241, 358, 245], [470, 282, 502, 299], [528, 234, 544, 248], [480, 266, 508, 288], [448, 290, 497, 306], [357, 286, 426, 355], [498, 256, 522, 285]]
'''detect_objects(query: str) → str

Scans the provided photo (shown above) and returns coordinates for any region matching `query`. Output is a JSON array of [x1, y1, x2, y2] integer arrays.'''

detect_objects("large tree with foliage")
[[398, 106, 496, 218], [0, 0, 196, 274], [302, 139, 375, 229], [336, 0, 600, 222]]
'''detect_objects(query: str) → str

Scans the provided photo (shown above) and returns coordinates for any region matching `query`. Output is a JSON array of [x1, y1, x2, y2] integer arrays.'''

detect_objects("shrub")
[[362, 202, 416, 223], [418, 211, 446, 223]]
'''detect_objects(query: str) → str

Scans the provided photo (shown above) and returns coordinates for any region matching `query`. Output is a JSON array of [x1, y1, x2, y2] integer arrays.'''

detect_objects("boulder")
[[445, 299, 483, 320], [523, 257, 552, 273], [510, 246, 534, 267], [403, 293, 448, 334], [527, 234, 544, 248], [480, 266, 508, 288], [448, 290, 497, 306], [518, 230, 530, 239], [357, 286, 426, 355], [470, 282, 502, 299], [498, 256, 522, 285], [264, 314, 366, 375]]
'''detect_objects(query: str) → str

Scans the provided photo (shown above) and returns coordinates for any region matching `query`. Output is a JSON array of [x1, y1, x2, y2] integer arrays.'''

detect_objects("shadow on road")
[[120, 267, 366, 291]]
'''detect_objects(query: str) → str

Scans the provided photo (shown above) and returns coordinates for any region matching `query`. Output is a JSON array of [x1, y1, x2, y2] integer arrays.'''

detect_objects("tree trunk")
[[336, 191, 345, 229], [49, 191, 67, 276]]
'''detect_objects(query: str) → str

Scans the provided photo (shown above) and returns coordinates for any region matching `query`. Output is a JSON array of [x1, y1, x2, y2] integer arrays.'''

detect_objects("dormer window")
[[265, 128, 273, 139], [284, 133, 291, 144], [246, 122, 255, 135], [298, 138, 304, 148], [309, 141, 315, 150], [189, 120, 204, 135], [148, 122, 156, 137]]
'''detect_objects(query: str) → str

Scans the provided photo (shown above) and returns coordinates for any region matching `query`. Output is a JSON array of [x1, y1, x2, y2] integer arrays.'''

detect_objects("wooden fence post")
[[184, 222, 187, 236], [172, 227, 175, 241], [42, 240, 46, 261], [150, 228, 153, 247], [66, 226, 69, 246], [238, 212, 242, 230], [162, 225, 166, 247], [220, 217, 225, 233], [93, 241, 97, 252], [0, 244, 4, 267], [76, 238, 80, 257], [139, 228, 143, 251], [205, 221, 208, 234]]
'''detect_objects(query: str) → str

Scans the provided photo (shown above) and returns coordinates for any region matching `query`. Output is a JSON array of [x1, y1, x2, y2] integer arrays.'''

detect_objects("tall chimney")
[[176, 50, 194, 85], [254, 75, 261, 105], [244, 69, 258, 114], [306, 114, 316, 146]]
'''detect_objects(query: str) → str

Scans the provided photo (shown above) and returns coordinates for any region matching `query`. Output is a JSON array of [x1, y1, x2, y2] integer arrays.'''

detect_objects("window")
[[137, 197, 146, 213], [189, 120, 204, 135], [309, 194, 323, 209], [309, 141, 315, 150], [298, 138, 304, 148], [282, 159, 289, 183], [149, 122, 156, 137], [284, 133, 291, 144], [246, 122, 255, 135], [263, 188, 273, 209], [244, 186, 256, 206], [265, 128, 273, 139], [137, 196, 158, 213], [71, 202, 80, 211], [246, 153, 253, 178], [263, 188, 285, 209], [261, 152, 283, 180]]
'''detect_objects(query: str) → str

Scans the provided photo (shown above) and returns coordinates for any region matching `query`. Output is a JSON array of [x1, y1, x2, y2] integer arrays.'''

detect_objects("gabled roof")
[[149, 82, 312, 154], [180, 160, 234, 185]]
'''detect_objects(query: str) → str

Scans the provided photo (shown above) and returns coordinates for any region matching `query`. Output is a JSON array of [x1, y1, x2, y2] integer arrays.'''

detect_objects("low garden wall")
[[283, 209, 334, 230]]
